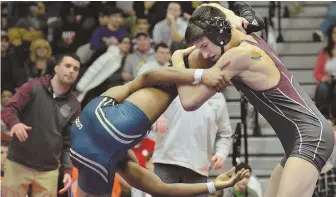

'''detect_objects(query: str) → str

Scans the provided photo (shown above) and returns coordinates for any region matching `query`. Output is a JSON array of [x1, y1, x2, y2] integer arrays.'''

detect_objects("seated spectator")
[[30, 2, 48, 35], [76, 36, 131, 104], [52, 4, 79, 55], [223, 163, 260, 197], [25, 38, 55, 80], [131, 15, 155, 48], [59, 1, 102, 49], [1, 89, 13, 108], [313, 2, 336, 42], [99, 7, 112, 26], [140, 42, 171, 71], [1, 2, 9, 31], [90, 7, 128, 53], [1, 32, 26, 91], [1, 89, 13, 138], [122, 32, 155, 81], [133, 14, 150, 36], [153, 2, 187, 49], [314, 24, 336, 119], [74, 6, 115, 66]]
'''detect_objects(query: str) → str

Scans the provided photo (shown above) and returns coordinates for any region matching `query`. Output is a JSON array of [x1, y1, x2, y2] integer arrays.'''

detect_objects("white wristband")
[[206, 181, 217, 194], [193, 69, 204, 84]]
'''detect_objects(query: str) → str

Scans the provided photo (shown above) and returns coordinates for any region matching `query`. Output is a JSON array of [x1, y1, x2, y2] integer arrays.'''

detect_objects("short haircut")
[[185, 5, 227, 45], [235, 162, 252, 174], [56, 53, 81, 65], [154, 42, 169, 52], [135, 32, 149, 39], [100, 7, 113, 17], [137, 13, 148, 21], [107, 7, 123, 16]]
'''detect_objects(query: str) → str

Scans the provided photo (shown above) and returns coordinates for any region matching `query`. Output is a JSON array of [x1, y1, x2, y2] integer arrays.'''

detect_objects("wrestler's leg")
[[275, 157, 319, 197], [264, 163, 283, 197]]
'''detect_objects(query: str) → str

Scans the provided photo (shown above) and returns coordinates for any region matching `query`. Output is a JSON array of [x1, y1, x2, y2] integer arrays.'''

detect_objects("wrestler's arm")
[[175, 47, 251, 111], [117, 150, 249, 197]]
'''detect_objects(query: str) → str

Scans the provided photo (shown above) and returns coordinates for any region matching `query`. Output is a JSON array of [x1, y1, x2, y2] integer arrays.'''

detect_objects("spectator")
[[1, 90, 13, 138], [1, 2, 9, 31], [314, 24, 336, 119], [90, 7, 128, 52], [30, 2, 48, 35], [1, 89, 13, 108], [131, 15, 155, 49], [59, 1, 102, 49], [1, 53, 81, 196], [313, 2, 336, 42], [223, 163, 260, 197], [122, 32, 155, 81], [140, 42, 171, 71], [99, 7, 112, 26], [1, 32, 26, 91], [133, 14, 150, 36], [24, 38, 55, 80], [52, 4, 79, 55], [76, 36, 131, 104], [74, 6, 116, 66], [153, 2, 187, 48]]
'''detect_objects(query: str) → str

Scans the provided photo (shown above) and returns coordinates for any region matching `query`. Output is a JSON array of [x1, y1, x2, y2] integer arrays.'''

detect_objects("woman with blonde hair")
[[24, 38, 55, 81]]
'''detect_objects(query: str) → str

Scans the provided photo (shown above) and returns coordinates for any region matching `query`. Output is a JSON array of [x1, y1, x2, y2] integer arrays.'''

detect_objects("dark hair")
[[107, 7, 123, 16], [137, 13, 148, 21], [155, 42, 169, 52], [135, 32, 149, 39], [185, 5, 227, 45], [100, 6, 113, 17], [323, 24, 336, 57], [235, 163, 252, 173], [56, 53, 81, 65]]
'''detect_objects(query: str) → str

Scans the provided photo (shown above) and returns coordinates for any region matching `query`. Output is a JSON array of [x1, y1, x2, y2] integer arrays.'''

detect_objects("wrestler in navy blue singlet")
[[232, 34, 334, 171], [70, 96, 152, 195]]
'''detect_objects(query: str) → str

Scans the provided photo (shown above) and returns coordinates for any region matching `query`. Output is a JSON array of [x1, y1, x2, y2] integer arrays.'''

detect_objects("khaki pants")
[[2, 159, 59, 197]]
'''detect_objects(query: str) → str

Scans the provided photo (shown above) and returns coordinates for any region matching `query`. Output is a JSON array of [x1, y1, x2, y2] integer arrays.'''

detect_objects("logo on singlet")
[[75, 117, 83, 129]]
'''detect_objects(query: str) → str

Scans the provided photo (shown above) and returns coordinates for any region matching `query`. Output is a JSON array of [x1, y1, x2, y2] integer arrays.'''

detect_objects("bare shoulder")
[[220, 45, 253, 68]]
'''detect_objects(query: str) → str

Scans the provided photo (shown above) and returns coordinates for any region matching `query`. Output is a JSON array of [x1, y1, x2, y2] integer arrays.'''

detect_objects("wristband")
[[193, 69, 204, 84], [206, 181, 216, 194]]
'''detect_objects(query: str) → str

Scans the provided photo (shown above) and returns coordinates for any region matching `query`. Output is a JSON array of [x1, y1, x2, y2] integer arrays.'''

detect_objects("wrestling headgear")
[[191, 16, 232, 49]]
